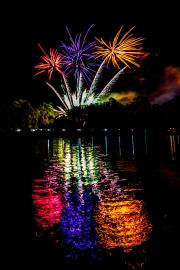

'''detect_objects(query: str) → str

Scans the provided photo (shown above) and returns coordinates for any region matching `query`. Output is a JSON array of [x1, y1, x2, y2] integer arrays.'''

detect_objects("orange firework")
[[95, 26, 144, 69], [34, 43, 63, 80]]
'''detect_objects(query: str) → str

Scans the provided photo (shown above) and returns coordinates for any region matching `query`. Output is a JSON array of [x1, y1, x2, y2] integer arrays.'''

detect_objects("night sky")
[[31, 1, 179, 62], [3, 1, 180, 102]]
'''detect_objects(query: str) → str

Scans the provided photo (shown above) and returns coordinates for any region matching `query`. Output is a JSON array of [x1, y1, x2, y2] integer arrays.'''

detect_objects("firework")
[[89, 26, 144, 97], [46, 81, 97, 112], [34, 26, 145, 117], [60, 25, 99, 86], [34, 43, 63, 80], [94, 66, 127, 102], [95, 26, 144, 69]]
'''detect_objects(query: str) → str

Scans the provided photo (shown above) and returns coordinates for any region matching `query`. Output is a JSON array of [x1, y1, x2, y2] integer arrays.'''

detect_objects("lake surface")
[[2, 128, 180, 269]]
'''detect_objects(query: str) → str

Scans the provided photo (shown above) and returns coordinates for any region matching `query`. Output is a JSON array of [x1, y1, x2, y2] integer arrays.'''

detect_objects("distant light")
[[62, 129, 66, 132], [118, 128, 121, 131], [16, 128, 21, 132], [77, 129, 81, 132], [168, 128, 175, 132], [47, 129, 51, 132], [104, 128, 108, 132], [30, 129, 36, 132]]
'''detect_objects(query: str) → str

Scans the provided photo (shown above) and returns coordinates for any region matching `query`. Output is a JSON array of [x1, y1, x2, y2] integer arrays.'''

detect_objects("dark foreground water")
[[2, 128, 180, 269]]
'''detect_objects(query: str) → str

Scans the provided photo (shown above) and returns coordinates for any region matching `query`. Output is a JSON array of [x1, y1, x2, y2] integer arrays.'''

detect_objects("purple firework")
[[60, 25, 99, 85]]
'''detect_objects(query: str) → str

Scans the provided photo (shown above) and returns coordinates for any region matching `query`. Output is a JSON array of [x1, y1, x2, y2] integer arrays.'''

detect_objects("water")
[[2, 128, 180, 269]]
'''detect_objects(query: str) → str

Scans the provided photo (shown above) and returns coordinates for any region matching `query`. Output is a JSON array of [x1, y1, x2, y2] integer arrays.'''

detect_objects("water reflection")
[[144, 129, 148, 155], [95, 196, 152, 252], [169, 134, 176, 160], [32, 136, 154, 259], [51, 138, 121, 200], [117, 129, 138, 159], [131, 129, 135, 159], [104, 135, 108, 156], [58, 187, 98, 250], [166, 128, 180, 161], [32, 129, 179, 252], [118, 135, 122, 156], [32, 164, 64, 235]]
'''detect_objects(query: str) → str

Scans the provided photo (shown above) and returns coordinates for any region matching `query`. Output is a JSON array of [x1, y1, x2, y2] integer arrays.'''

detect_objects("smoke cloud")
[[104, 91, 138, 104], [150, 65, 180, 104]]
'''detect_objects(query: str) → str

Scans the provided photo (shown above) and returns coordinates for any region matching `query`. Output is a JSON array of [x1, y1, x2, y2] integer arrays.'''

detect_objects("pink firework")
[[34, 43, 63, 80]]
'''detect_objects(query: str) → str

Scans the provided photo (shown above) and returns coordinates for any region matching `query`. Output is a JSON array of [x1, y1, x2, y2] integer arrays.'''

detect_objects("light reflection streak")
[[144, 129, 148, 154], [47, 139, 50, 155], [105, 135, 108, 156], [169, 134, 176, 160], [118, 135, 122, 156], [131, 129, 135, 158]]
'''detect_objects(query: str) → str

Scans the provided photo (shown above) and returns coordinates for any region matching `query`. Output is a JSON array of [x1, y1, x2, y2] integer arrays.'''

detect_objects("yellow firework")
[[95, 26, 144, 69]]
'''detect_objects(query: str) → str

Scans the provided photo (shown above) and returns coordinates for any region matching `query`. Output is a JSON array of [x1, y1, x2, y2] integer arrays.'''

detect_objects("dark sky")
[[3, 0, 180, 101], [31, 1, 180, 63]]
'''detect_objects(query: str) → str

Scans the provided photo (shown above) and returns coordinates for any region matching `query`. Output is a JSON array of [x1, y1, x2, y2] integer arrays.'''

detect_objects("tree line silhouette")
[[0, 95, 179, 130]]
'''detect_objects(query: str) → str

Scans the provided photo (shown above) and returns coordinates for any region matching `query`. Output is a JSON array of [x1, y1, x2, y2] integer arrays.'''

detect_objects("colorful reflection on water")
[[95, 197, 152, 252], [58, 188, 98, 250], [32, 136, 153, 258], [32, 164, 64, 235]]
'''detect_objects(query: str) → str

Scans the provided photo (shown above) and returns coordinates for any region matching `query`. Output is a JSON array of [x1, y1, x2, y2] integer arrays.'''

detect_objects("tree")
[[37, 102, 60, 128]]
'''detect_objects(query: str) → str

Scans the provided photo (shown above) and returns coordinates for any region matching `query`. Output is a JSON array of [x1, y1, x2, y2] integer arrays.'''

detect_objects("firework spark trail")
[[88, 59, 107, 97], [62, 73, 73, 107], [46, 82, 69, 112], [77, 72, 84, 99], [46, 81, 97, 110], [95, 67, 127, 102]]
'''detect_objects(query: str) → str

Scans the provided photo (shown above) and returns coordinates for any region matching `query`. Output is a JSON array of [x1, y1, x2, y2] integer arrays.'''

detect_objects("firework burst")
[[89, 26, 144, 96], [95, 26, 144, 69], [34, 43, 63, 80], [60, 25, 99, 85]]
